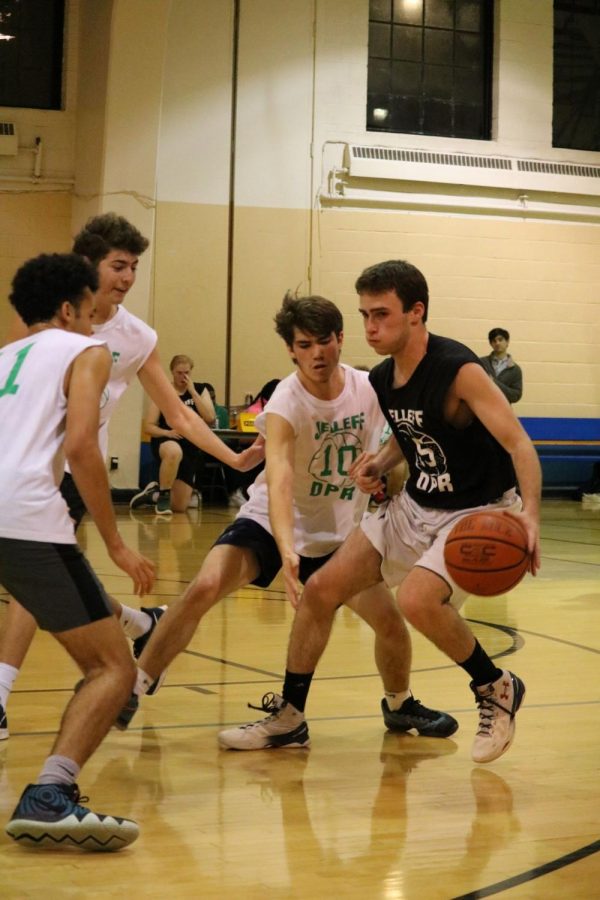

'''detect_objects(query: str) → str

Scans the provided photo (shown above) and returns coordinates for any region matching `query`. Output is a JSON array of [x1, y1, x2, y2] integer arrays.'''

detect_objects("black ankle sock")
[[282, 670, 314, 713], [457, 640, 502, 687]]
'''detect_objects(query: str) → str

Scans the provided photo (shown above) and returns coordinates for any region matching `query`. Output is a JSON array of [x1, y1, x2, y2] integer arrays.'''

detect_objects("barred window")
[[553, 0, 600, 151], [0, 0, 65, 110], [367, 0, 494, 139]]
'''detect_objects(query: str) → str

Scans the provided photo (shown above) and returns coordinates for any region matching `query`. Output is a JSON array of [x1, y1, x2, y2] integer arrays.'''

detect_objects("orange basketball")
[[444, 511, 530, 597]]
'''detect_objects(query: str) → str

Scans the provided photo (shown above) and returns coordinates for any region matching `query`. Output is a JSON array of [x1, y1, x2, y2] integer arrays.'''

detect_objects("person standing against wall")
[[479, 328, 523, 404]]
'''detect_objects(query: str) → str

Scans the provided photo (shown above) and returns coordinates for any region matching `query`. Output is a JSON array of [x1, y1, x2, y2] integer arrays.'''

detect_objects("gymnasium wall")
[[0, 0, 598, 488]]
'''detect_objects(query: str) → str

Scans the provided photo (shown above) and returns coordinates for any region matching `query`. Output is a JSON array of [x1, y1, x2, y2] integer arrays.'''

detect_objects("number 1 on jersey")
[[0, 343, 33, 398]]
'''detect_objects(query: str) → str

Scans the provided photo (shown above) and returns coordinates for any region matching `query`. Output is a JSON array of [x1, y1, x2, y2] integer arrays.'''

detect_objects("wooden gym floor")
[[1, 498, 599, 899]]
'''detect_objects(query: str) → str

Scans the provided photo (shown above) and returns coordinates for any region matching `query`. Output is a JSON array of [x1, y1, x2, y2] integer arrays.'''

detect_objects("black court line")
[[176, 649, 282, 679], [451, 838, 600, 899]]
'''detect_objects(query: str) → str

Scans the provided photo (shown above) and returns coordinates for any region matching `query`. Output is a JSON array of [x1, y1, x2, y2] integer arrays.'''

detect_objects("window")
[[0, 0, 65, 110], [367, 0, 494, 139], [553, 0, 600, 152]]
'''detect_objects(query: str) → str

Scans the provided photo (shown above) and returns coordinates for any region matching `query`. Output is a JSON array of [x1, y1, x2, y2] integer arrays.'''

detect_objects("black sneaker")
[[5, 783, 138, 850], [132, 606, 168, 695], [115, 693, 139, 731], [129, 481, 159, 510], [381, 695, 459, 738], [132, 605, 166, 660], [0, 702, 8, 741]]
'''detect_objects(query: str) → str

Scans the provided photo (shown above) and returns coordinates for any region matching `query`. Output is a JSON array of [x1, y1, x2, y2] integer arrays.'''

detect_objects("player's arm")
[[64, 346, 155, 596], [137, 349, 264, 471], [143, 398, 181, 440], [265, 412, 302, 608], [349, 434, 404, 493], [455, 362, 541, 572]]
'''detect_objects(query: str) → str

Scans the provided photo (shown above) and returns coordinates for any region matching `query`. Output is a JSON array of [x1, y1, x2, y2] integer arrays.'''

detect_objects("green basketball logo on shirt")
[[0, 343, 34, 398]]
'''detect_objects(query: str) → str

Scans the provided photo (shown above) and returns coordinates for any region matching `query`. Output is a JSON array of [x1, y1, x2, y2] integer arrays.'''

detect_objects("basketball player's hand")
[[282, 551, 302, 608], [349, 452, 385, 495], [504, 509, 540, 576], [236, 436, 265, 471], [109, 543, 156, 596], [167, 429, 183, 439]]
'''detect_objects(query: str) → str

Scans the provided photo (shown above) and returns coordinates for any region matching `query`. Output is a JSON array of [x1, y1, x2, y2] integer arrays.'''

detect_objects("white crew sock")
[[119, 606, 152, 640], [0, 663, 19, 709], [385, 689, 412, 711], [135, 667, 155, 697]]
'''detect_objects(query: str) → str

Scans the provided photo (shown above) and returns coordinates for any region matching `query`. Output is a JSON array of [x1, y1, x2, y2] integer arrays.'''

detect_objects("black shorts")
[[0, 538, 112, 632], [60, 472, 87, 530], [151, 437, 199, 488], [214, 517, 334, 588]]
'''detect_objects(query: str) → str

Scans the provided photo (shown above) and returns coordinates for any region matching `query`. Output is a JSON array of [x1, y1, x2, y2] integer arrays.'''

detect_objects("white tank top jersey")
[[0, 329, 107, 543], [240, 365, 386, 557], [92, 305, 157, 458]]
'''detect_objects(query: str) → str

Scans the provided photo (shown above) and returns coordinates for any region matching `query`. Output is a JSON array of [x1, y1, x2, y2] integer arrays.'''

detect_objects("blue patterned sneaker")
[[129, 481, 159, 510], [0, 702, 8, 741], [115, 693, 139, 731], [381, 695, 459, 738], [218, 693, 310, 750], [5, 783, 139, 850]]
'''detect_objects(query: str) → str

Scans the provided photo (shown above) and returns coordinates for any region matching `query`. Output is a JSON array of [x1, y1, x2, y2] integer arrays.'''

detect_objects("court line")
[[451, 838, 600, 899]]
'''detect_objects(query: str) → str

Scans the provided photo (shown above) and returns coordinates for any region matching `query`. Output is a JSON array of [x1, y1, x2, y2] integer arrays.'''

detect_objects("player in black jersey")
[[268, 260, 541, 764]]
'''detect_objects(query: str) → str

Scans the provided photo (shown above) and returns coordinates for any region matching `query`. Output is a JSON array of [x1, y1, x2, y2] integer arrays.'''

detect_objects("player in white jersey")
[[1, 253, 155, 849], [116, 294, 457, 745], [0, 214, 263, 741]]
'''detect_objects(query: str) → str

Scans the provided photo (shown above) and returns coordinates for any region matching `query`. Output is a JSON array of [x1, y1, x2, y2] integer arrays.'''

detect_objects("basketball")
[[444, 511, 530, 597]]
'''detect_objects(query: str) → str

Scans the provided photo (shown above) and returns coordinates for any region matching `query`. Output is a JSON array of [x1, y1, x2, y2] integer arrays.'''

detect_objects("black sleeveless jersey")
[[156, 383, 206, 454], [368, 334, 515, 510]]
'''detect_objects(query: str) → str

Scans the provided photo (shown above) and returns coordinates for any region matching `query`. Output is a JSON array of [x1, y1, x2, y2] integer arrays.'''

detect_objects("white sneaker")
[[471, 670, 525, 763], [228, 488, 246, 508], [218, 693, 310, 750], [188, 491, 202, 509]]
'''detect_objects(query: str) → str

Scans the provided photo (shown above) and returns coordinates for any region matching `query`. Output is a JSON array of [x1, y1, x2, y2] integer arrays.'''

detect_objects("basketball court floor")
[[1, 497, 599, 898]]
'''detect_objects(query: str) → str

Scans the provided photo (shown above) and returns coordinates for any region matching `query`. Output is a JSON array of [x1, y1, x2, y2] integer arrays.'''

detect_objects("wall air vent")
[[344, 144, 600, 197], [0, 122, 18, 156]]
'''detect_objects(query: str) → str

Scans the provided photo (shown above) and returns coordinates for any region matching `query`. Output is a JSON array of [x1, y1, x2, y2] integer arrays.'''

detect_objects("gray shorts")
[[360, 488, 522, 609], [0, 538, 112, 632]]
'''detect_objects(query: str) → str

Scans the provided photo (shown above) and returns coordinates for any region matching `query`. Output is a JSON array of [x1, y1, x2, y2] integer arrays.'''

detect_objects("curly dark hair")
[[72, 213, 149, 265], [355, 260, 429, 322], [10, 253, 99, 325], [274, 292, 343, 347]]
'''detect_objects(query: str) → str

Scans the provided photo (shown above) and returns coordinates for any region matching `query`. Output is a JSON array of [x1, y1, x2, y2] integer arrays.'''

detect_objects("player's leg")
[[136, 542, 260, 684], [2, 543, 139, 850], [0, 600, 36, 739], [170, 478, 193, 512], [115, 538, 262, 730], [288, 526, 382, 673], [347, 582, 458, 737], [396, 559, 524, 762], [154, 440, 183, 514], [169, 451, 197, 512], [218, 527, 383, 751]]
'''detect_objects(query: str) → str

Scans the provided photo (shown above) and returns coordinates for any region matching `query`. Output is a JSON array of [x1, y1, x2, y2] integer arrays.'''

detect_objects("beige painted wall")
[[0, 193, 72, 339], [0, 0, 598, 490]]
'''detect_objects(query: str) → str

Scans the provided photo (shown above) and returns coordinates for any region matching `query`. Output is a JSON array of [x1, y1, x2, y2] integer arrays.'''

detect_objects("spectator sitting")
[[131, 354, 215, 514], [479, 327, 523, 404]]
